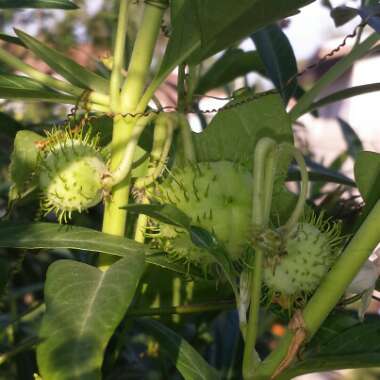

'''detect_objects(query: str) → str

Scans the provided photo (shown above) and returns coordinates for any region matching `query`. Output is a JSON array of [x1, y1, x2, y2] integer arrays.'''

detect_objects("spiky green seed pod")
[[38, 130, 108, 223], [263, 216, 343, 305], [150, 161, 253, 269]]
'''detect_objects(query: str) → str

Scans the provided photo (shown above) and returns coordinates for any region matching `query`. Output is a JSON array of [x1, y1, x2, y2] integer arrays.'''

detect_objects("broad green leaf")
[[278, 354, 380, 380], [37, 255, 144, 380], [0, 222, 192, 275], [16, 29, 109, 94], [9, 130, 44, 200], [309, 83, 380, 112], [150, 0, 315, 92], [188, 0, 315, 63], [124, 203, 191, 229], [193, 92, 292, 167], [0, 0, 78, 9], [354, 151, 380, 202], [196, 49, 265, 94], [280, 318, 380, 380], [138, 319, 220, 380], [252, 24, 298, 103]]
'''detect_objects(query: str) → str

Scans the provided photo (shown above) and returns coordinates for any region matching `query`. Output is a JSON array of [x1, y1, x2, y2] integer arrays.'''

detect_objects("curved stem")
[[110, 0, 130, 112], [282, 145, 309, 233], [254, 200, 380, 380], [243, 138, 277, 380], [109, 113, 156, 187], [134, 114, 175, 243]]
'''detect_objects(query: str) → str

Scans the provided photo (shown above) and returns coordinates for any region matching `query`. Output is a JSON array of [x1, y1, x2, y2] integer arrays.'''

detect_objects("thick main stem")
[[100, 1, 165, 268], [254, 201, 380, 380], [120, 1, 165, 112]]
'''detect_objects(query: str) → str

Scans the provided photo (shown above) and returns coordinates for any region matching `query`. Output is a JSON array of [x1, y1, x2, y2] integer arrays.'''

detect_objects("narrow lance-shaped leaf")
[[139, 318, 220, 380], [0, 0, 78, 9], [0, 75, 77, 103], [252, 24, 298, 104], [37, 255, 145, 380], [15, 29, 109, 94], [0, 222, 195, 276]]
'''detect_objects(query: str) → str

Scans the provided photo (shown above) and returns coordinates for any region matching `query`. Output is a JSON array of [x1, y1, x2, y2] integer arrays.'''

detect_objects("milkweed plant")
[[0, 0, 380, 379]]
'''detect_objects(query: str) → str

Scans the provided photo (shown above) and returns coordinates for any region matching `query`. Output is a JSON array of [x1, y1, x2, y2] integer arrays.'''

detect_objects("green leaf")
[[354, 151, 380, 202], [308, 83, 380, 112], [0, 222, 151, 256], [123, 203, 191, 229], [193, 92, 293, 167], [287, 163, 355, 187], [195, 49, 265, 94], [0, 75, 77, 103], [37, 255, 144, 380], [0, 222, 191, 275], [0, 0, 78, 9], [252, 24, 298, 103], [151, 0, 315, 92], [138, 319, 219, 380], [337, 117, 363, 159], [330, 6, 358, 27], [15, 29, 109, 94], [280, 318, 380, 380], [9, 130, 44, 200], [0, 33, 26, 47]]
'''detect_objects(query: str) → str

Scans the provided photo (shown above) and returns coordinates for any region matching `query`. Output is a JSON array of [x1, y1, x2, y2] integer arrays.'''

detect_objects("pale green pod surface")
[[39, 140, 108, 222], [263, 220, 343, 300], [152, 161, 253, 269]]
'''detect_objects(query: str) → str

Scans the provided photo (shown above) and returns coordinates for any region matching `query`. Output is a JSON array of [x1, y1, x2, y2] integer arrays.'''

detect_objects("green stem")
[[134, 114, 175, 243], [109, 114, 156, 187], [289, 32, 380, 121], [243, 138, 277, 380], [110, 0, 130, 113], [254, 200, 380, 380], [282, 146, 309, 233], [120, 1, 166, 113], [178, 113, 196, 163], [100, 0, 166, 268]]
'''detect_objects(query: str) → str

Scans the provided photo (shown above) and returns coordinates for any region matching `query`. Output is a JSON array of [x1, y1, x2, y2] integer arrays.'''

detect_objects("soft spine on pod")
[[37, 127, 109, 223], [261, 212, 344, 307], [147, 161, 253, 272]]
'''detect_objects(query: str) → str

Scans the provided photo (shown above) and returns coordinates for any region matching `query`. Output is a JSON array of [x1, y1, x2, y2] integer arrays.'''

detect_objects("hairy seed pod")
[[149, 161, 253, 270], [263, 215, 343, 305], [38, 129, 108, 223]]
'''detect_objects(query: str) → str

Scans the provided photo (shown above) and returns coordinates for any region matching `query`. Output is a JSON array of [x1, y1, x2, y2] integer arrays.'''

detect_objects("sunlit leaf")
[[16, 29, 109, 94], [0, 0, 78, 9], [37, 255, 144, 379]]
